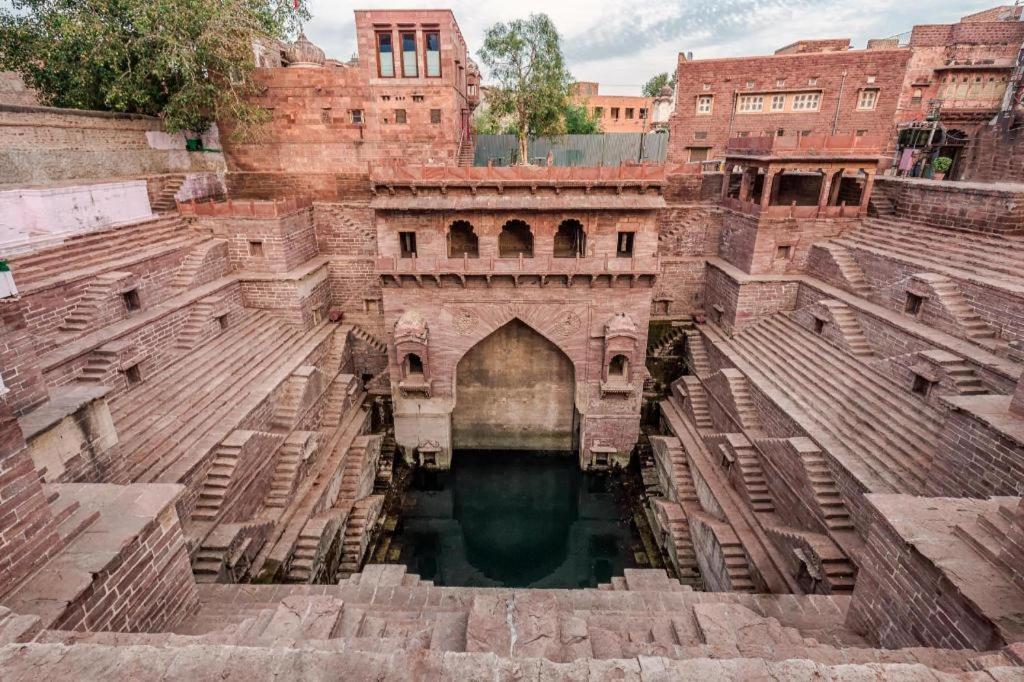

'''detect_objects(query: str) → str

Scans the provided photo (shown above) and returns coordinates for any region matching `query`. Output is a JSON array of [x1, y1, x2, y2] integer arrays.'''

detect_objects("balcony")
[[725, 133, 885, 159], [377, 254, 660, 288]]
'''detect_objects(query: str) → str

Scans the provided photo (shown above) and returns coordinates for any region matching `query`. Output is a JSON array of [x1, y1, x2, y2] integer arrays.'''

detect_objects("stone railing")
[[177, 196, 312, 218], [376, 254, 661, 276]]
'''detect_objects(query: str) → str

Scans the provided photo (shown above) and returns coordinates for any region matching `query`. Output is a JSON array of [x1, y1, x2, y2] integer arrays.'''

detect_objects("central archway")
[[452, 319, 575, 452]]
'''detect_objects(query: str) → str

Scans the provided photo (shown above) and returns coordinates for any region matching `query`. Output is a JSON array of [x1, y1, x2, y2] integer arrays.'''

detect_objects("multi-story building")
[[666, 41, 909, 165], [223, 9, 480, 186], [668, 6, 1024, 173], [570, 81, 654, 133]]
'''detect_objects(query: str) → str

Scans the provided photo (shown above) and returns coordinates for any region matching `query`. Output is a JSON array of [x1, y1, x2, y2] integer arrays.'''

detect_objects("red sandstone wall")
[[847, 499, 1004, 649], [961, 124, 1024, 184], [51, 502, 199, 633], [668, 49, 909, 163], [0, 408, 64, 598], [881, 177, 1024, 233], [0, 302, 48, 416]]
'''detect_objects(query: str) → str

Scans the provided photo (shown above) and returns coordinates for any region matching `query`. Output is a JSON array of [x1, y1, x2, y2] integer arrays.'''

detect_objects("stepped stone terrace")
[[1, 5, 1024, 680]]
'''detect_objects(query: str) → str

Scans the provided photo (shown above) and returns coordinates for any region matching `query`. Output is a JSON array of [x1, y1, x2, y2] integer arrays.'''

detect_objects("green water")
[[389, 450, 641, 588]]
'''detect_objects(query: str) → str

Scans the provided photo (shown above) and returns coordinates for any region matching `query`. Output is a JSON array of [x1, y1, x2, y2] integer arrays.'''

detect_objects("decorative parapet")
[[177, 197, 312, 218]]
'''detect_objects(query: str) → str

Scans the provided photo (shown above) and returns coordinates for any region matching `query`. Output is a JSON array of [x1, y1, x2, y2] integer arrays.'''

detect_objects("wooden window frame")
[[400, 31, 418, 78], [423, 30, 442, 78], [376, 31, 395, 78]]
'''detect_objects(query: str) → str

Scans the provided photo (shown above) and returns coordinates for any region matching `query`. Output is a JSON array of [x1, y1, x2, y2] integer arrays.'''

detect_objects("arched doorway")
[[553, 219, 586, 258], [447, 220, 479, 258], [452, 319, 575, 451]]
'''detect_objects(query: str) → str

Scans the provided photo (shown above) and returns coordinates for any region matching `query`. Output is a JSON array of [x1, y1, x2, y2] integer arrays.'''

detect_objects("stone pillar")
[[859, 172, 875, 212], [817, 170, 833, 209], [738, 167, 754, 203], [760, 170, 779, 210], [721, 166, 732, 201], [828, 170, 844, 206]]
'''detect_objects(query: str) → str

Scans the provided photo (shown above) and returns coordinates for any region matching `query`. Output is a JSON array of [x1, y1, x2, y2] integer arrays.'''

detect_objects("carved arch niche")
[[602, 312, 639, 396], [394, 310, 430, 396]]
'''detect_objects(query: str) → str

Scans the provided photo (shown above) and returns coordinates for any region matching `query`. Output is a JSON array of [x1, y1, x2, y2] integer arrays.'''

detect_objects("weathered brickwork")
[[0, 302, 48, 416], [962, 124, 1024, 184], [879, 177, 1024, 234]]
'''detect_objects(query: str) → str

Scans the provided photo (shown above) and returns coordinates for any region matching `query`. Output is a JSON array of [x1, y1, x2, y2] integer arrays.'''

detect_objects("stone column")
[[859, 171, 876, 212], [828, 170, 844, 206], [738, 167, 754, 203], [760, 170, 779, 210], [817, 169, 833, 210], [721, 166, 732, 201]]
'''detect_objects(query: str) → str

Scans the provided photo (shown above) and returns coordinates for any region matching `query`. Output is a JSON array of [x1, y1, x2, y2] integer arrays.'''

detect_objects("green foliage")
[[932, 156, 953, 173], [642, 72, 677, 98], [0, 259, 9, 273], [477, 13, 571, 164], [473, 108, 502, 135], [0, 0, 309, 138], [563, 102, 601, 134]]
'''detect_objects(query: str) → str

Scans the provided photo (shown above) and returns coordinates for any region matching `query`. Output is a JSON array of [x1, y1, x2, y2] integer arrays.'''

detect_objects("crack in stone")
[[505, 594, 516, 658]]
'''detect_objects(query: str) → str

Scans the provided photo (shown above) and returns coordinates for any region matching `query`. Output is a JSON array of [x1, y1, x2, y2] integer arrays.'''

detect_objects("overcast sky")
[[304, 1, 1005, 95]]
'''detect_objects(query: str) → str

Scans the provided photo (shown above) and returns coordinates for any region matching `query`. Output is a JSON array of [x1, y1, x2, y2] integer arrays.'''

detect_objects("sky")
[[304, 0, 1008, 95]]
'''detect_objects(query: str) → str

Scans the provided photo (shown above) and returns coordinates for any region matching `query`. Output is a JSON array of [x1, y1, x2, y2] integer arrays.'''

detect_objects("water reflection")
[[390, 450, 638, 588]]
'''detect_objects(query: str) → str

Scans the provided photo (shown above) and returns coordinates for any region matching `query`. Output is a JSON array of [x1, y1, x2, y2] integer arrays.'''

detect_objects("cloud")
[[303, 0, 1004, 95]]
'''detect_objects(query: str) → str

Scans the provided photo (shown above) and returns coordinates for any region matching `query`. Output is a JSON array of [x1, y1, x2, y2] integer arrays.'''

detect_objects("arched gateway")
[[452, 319, 576, 452]]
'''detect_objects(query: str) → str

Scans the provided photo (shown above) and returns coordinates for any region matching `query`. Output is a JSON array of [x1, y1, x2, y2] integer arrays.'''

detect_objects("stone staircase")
[[799, 448, 855, 532], [58, 271, 134, 334], [650, 323, 690, 357], [151, 174, 186, 212], [351, 325, 387, 353], [819, 299, 874, 357], [953, 503, 1022, 583], [375, 433, 396, 490], [730, 439, 774, 514], [321, 374, 359, 428], [650, 498, 701, 585], [835, 217, 1024, 289], [338, 495, 385, 578], [918, 349, 988, 396], [192, 434, 247, 522], [264, 435, 308, 508], [685, 330, 711, 376], [816, 243, 873, 298], [866, 184, 896, 217], [678, 376, 714, 430], [171, 238, 222, 289], [5, 216, 195, 288], [77, 347, 119, 385], [108, 311, 331, 485], [172, 298, 218, 352], [916, 273, 1001, 343], [718, 314, 943, 495], [721, 369, 763, 433]]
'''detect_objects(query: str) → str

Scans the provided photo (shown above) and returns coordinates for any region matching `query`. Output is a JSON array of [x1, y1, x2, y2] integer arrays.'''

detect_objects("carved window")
[[123, 288, 141, 312], [857, 89, 879, 110], [399, 231, 417, 258], [447, 221, 479, 258], [553, 220, 586, 258], [737, 95, 763, 113], [406, 353, 424, 377], [616, 231, 635, 257], [688, 147, 709, 163], [608, 354, 629, 379], [394, 108, 407, 124], [498, 220, 533, 258], [696, 95, 713, 114], [430, 108, 441, 124]]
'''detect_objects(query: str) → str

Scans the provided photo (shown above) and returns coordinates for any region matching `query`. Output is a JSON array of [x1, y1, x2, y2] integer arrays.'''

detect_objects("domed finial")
[[284, 30, 326, 67]]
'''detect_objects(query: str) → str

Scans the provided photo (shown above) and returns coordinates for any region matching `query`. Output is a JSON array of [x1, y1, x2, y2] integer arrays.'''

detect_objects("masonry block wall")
[[881, 177, 1024, 234], [50, 495, 199, 633], [313, 202, 381, 331], [0, 105, 224, 185], [703, 262, 799, 334], [846, 495, 1005, 650], [0, 407, 65, 598], [201, 208, 319, 274], [927, 409, 1024, 498], [225, 171, 373, 202], [239, 267, 331, 328], [718, 210, 854, 276], [667, 48, 909, 164], [961, 124, 1024, 184], [0, 302, 48, 416]]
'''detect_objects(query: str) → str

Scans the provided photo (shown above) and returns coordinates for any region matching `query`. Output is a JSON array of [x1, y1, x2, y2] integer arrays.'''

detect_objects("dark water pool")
[[388, 450, 641, 588]]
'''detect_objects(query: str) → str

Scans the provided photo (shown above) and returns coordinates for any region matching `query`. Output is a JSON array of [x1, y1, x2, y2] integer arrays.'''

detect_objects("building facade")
[[570, 81, 655, 133]]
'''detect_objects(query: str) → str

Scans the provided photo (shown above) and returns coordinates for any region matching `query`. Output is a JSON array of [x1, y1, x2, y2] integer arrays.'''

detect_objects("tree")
[[563, 103, 601, 134], [477, 14, 571, 164], [642, 71, 677, 98], [0, 0, 308, 139]]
